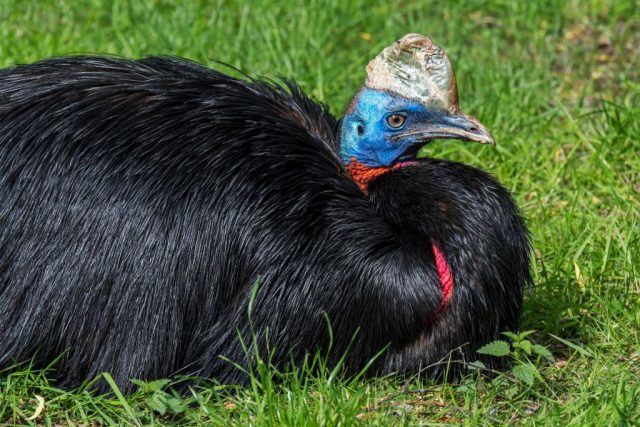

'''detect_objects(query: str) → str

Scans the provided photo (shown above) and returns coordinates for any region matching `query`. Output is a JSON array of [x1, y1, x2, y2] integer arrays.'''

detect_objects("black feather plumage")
[[0, 56, 530, 393]]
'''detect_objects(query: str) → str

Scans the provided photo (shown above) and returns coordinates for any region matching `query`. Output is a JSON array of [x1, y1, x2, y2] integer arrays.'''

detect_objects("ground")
[[1, 0, 639, 425]]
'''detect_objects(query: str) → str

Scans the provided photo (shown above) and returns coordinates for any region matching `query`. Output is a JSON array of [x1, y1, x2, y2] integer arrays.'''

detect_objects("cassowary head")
[[340, 34, 495, 175]]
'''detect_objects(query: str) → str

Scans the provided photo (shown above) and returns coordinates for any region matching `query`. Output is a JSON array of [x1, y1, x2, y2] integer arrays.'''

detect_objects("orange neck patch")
[[345, 157, 402, 193]]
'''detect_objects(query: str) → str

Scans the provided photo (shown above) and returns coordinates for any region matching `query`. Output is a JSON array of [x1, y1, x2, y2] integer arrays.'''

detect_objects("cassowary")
[[0, 34, 530, 393]]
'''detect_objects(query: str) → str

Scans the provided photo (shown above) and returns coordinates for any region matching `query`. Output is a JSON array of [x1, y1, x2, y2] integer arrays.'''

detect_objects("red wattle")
[[432, 241, 453, 306]]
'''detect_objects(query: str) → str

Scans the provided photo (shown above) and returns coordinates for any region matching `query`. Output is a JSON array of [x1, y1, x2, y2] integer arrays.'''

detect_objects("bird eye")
[[386, 114, 406, 129], [357, 124, 364, 136]]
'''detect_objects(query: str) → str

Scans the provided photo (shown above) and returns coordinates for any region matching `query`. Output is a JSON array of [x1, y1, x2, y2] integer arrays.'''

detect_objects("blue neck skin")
[[340, 88, 439, 168]]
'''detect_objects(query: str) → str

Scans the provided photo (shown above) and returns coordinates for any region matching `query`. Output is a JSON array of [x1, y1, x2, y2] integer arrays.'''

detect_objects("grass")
[[1, 0, 639, 424]]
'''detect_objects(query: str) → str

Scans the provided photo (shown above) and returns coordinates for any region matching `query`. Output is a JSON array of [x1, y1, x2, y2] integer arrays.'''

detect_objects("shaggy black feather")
[[0, 56, 531, 393]]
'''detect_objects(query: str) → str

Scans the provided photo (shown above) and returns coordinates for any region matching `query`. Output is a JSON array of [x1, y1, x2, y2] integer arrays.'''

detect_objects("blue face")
[[340, 88, 437, 167]]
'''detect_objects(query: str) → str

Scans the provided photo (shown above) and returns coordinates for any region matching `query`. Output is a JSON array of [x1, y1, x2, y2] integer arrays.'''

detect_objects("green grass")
[[1, 0, 639, 425]]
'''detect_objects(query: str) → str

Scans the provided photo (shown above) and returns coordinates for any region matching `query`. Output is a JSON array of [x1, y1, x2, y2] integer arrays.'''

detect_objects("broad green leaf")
[[502, 330, 535, 342], [532, 344, 554, 361], [512, 364, 535, 386], [148, 393, 167, 415], [456, 378, 477, 393], [514, 339, 532, 355], [477, 340, 511, 357], [131, 378, 170, 393], [467, 360, 487, 370], [501, 331, 519, 341], [517, 330, 536, 340], [165, 396, 186, 414], [504, 385, 518, 399]]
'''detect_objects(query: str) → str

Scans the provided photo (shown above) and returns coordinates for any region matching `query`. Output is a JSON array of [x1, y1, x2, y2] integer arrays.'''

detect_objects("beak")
[[394, 112, 495, 146]]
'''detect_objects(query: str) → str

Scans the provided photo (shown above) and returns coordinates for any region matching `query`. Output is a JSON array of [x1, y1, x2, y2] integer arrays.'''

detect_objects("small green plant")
[[476, 331, 554, 387], [131, 379, 186, 417]]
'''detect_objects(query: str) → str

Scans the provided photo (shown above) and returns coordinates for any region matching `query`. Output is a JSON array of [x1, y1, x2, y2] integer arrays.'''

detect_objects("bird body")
[[0, 36, 530, 393]]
